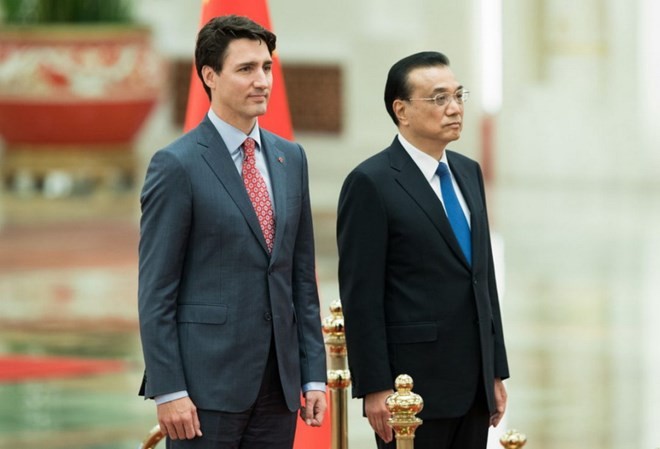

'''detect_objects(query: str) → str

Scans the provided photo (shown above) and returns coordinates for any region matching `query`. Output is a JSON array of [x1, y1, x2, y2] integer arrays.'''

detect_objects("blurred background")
[[1, 0, 659, 448]]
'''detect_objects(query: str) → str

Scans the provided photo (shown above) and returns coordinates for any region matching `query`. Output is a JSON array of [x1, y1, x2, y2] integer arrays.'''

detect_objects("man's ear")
[[201, 66, 216, 90], [393, 99, 408, 126]]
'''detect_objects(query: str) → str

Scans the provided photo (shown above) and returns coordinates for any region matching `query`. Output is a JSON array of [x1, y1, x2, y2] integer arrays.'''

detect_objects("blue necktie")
[[437, 162, 471, 265]]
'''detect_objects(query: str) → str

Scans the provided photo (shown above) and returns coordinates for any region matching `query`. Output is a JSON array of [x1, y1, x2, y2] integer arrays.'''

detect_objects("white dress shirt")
[[397, 133, 471, 226]]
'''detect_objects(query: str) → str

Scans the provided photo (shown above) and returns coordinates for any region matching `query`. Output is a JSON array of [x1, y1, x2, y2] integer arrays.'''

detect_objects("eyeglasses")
[[407, 90, 470, 107]]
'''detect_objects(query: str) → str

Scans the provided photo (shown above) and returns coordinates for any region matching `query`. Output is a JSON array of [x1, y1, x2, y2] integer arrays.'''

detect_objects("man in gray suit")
[[138, 15, 327, 449]]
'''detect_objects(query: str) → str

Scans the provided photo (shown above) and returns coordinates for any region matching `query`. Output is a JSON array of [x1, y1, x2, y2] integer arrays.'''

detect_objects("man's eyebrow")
[[236, 58, 273, 67], [431, 85, 464, 93]]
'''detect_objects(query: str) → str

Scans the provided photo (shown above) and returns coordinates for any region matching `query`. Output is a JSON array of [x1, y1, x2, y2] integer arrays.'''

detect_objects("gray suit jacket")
[[138, 117, 326, 412]]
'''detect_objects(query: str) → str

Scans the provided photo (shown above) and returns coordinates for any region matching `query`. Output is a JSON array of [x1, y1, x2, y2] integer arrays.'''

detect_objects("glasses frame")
[[407, 89, 470, 107]]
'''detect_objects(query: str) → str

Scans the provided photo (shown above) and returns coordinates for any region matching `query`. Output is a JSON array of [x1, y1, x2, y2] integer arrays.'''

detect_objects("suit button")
[[473, 278, 478, 285], [264, 312, 272, 321]]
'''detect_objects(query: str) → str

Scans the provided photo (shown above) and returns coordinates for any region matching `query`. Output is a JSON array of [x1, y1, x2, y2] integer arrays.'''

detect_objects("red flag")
[[183, 0, 294, 140]]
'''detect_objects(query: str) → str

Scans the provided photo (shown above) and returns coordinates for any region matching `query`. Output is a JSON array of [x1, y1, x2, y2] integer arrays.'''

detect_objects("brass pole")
[[499, 429, 527, 448], [323, 300, 350, 449], [386, 374, 423, 449], [140, 424, 164, 449]]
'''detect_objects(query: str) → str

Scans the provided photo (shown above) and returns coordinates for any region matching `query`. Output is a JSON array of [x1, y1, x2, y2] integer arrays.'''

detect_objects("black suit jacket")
[[337, 137, 509, 419], [138, 117, 326, 412]]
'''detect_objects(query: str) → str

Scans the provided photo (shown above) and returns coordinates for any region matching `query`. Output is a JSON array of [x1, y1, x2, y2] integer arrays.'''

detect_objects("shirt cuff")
[[302, 382, 326, 393], [154, 390, 189, 405]]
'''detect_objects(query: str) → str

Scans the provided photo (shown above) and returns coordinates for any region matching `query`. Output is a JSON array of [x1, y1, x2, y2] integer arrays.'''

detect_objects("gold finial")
[[322, 299, 346, 357], [140, 424, 164, 449], [499, 429, 527, 449], [327, 369, 351, 390], [386, 374, 424, 441]]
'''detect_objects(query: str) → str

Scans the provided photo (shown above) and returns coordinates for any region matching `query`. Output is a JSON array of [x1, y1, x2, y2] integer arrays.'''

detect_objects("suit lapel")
[[261, 131, 287, 261], [197, 118, 270, 254], [388, 140, 471, 269]]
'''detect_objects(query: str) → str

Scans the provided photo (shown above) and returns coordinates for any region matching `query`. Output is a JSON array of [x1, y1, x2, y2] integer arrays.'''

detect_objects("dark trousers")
[[167, 343, 297, 449], [376, 384, 490, 449]]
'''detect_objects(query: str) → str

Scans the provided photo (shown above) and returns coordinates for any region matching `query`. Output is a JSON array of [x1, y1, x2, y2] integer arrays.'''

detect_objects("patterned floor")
[[0, 200, 153, 449]]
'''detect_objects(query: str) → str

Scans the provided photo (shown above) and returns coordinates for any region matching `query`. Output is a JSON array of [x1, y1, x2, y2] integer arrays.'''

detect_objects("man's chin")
[[253, 105, 268, 117]]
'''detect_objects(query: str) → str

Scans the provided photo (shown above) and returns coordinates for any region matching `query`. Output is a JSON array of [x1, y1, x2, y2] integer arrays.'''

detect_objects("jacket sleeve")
[[138, 149, 191, 398], [337, 169, 394, 398], [291, 144, 327, 385], [476, 165, 510, 380]]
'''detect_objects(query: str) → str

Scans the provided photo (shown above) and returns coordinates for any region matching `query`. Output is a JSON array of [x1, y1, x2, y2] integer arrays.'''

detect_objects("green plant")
[[1, 0, 132, 24]]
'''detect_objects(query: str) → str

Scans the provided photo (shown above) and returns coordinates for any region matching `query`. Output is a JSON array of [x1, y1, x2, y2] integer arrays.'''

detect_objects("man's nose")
[[253, 69, 269, 87], [445, 96, 462, 114]]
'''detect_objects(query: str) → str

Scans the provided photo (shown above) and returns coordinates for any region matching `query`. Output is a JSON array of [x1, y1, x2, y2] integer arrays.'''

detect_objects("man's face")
[[398, 65, 464, 148], [204, 38, 273, 132]]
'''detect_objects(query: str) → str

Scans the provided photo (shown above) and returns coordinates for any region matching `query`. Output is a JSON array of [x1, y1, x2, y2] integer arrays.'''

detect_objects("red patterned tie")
[[242, 138, 275, 252]]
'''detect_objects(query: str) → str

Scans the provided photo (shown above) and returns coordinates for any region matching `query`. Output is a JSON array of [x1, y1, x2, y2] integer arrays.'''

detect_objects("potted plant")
[[0, 0, 163, 195]]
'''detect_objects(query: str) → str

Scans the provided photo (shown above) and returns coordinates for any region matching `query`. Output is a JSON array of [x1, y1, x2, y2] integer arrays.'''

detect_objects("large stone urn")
[[0, 24, 162, 196]]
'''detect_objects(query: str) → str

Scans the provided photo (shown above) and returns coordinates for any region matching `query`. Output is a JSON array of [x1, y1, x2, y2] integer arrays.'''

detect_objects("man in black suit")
[[138, 15, 326, 449], [337, 51, 509, 449]]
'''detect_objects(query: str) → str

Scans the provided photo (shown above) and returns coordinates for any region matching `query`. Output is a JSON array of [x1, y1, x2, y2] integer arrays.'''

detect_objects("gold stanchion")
[[322, 300, 350, 449], [140, 424, 164, 449], [386, 374, 423, 449], [499, 429, 527, 448]]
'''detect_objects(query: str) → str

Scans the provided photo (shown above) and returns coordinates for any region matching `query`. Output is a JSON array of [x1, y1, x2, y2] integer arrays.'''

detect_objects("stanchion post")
[[322, 300, 350, 449], [499, 429, 527, 448], [140, 424, 164, 449], [386, 374, 423, 449]]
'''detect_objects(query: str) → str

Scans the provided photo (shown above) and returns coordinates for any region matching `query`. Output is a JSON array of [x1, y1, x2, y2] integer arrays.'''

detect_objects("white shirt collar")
[[397, 133, 450, 181], [207, 109, 262, 157]]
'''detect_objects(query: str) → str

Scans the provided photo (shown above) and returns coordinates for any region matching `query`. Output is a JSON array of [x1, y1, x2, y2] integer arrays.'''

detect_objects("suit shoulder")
[[156, 126, 205, 160], [261, 128, 302, 154], [349, 148, 391, 176], [260, 128, 293, 145], [447, 149, 479, 168]]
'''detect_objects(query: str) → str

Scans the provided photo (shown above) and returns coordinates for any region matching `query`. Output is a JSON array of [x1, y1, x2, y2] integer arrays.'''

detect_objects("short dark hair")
[[195, 15, 277, 100], [384, 51, 451, 125]]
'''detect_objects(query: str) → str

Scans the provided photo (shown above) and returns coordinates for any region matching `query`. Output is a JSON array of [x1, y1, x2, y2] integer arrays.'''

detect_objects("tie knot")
[[242, 137, 256, 158], [437, 162, 450, 178]]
